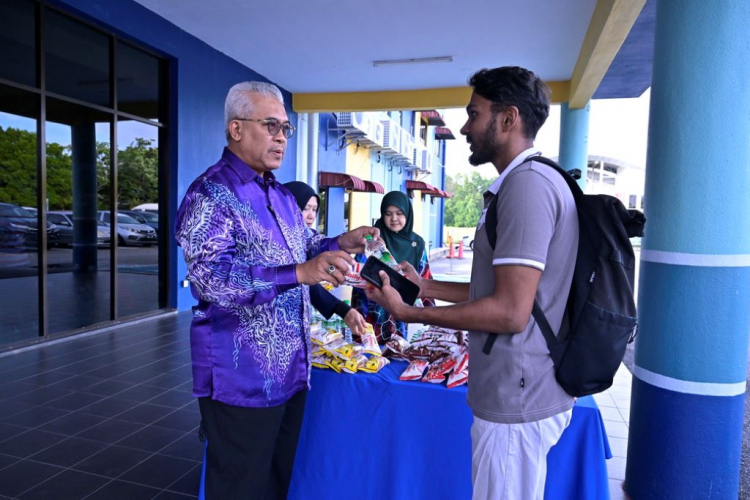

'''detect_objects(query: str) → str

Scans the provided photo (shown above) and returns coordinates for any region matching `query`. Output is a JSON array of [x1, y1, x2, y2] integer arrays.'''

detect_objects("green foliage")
[[0, 127, 157, 210], [443, 171, 494, 227]]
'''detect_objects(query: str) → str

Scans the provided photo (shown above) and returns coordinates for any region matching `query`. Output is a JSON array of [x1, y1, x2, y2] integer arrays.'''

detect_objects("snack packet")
[[399, 359, 430, 381], [447, 364, 468, 388], [343, 354, 368, 374], [361, 356, 390, 373], [326, 357, 344, 373], [312, 354, 330, 369], [311, 328, 343, 346], [361, 329, 381, 356]]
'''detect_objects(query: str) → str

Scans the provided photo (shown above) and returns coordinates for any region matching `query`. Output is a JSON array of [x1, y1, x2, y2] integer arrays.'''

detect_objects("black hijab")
[[284, 181, 320, 213]]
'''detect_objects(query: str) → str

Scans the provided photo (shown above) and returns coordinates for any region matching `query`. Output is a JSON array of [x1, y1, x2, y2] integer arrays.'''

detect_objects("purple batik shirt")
[[175, 148, 339, 407]]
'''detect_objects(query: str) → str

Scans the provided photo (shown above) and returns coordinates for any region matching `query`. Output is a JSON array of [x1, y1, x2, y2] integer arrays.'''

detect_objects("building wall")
[[55, 0, 299, 312]]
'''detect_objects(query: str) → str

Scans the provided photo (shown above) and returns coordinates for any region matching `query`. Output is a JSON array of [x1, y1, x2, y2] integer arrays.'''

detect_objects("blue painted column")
[[558, 101, 590, 191], [326, 187, 346, 236], [625, 1, 750, 499]]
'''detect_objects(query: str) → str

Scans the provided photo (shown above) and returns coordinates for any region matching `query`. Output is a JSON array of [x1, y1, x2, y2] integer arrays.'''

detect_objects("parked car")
[[0, 202, 60, 251], [97, 211, 156, 246], [120, 210, 158, 231], [132, 203, 158, 214], [47, 211, 111, 247]]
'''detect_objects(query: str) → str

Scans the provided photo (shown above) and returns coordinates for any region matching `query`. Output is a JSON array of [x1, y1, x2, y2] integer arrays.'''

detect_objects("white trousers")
[[471, 410, 572, 500]]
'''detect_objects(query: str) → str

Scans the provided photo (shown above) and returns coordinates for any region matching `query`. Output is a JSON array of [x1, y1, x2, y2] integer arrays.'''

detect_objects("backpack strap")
[[481, 155, 577, 356]]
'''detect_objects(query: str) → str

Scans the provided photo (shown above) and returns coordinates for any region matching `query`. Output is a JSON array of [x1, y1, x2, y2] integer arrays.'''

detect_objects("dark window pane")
[[46, 97, 112, 334], [45, 8, 110, 107], [116, 119, 160, 318], [0, 83, 39, 345], [117, 42, 162, 122], [0, 0, 36, 86]]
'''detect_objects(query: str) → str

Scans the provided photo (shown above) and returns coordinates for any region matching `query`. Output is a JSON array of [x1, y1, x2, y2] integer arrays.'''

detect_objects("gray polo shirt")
[[467, 154, 578, 424]]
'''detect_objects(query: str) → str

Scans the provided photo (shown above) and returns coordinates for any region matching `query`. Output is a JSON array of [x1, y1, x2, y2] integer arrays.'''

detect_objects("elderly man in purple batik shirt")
[[175, 81, 377, 500]]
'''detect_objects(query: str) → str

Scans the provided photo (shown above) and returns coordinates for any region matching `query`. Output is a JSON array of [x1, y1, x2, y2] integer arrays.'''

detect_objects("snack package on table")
[[311, 328, 343, 346], [343, 354, 368, 374], [399, 359, 430, 381], [447, 363, 468, 388], [326, 357, 344, 373], [422, 355, 458, 384], [383, 334, 411, 359], [312, 354, 330, 369], [361, 356, 390, 373]]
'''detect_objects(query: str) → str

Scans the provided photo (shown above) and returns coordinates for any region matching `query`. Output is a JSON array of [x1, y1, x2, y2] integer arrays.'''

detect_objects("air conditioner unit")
[[421, 149, 433, 173], [336, 112, 368, 134], [381, 120, 402, 156], [366, 119, 385, 148], [412, 146, 424, 170], [400, 130, 415, 165]]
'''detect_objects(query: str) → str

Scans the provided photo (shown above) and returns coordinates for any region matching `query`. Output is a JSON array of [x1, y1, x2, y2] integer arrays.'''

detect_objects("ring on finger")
[[327, 265, 336, 276]]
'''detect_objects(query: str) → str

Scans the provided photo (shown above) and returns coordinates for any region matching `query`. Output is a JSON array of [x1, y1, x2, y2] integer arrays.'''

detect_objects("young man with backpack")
[[366, 66, 579, 499]]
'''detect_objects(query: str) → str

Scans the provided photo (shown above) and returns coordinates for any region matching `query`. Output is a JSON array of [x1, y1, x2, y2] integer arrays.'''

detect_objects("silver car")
[[98, 211, 157, 246], [47, 211, 110, 247]]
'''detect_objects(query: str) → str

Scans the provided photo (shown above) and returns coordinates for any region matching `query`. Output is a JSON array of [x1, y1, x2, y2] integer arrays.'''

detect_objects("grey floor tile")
[[19, 469, 108, 499]]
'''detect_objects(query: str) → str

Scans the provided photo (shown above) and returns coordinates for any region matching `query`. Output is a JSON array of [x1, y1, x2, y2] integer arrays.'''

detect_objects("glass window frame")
[[0, 0, 171, 349]]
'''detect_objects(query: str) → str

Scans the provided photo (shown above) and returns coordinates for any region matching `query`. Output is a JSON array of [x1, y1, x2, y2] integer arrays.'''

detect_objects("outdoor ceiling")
[[133, 0, 652, 110]]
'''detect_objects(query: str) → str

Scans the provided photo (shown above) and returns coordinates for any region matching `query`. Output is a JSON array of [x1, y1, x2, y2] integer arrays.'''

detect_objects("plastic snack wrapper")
[[361, 330, 381, 356], [312, 354, 330, 369], [447, 364, 468, 389], [311, 328, 343, 346], [422, 356, 458, 383], [326, 357, 344, 373], [343, 354, 368, 374], [361, 356, 390, 373], [399, 359, 430, 381]]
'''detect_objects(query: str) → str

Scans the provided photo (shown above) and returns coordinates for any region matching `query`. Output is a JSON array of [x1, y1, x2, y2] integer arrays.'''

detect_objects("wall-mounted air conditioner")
[[381, 120, 402, 156]]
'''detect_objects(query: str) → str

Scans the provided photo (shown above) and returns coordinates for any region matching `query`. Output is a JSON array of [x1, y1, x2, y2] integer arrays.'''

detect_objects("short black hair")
[[468, 67, 550, 139]]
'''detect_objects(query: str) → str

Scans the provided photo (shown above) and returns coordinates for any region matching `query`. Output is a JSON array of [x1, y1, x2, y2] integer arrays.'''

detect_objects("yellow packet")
[[361, 356, 390, 373], [326, 357, 344, 373]]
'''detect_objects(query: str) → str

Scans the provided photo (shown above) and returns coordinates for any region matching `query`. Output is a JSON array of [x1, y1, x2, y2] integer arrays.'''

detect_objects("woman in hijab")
[[352, 190, 434, 342], [283, 181, 367, 336]]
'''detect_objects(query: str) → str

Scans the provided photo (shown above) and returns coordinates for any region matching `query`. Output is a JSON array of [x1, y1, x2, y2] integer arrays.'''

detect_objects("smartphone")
[[360, 256, 420, 306]]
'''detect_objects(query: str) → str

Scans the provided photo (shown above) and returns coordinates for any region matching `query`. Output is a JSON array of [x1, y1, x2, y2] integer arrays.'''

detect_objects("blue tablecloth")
[[200, 361, 612, 499]]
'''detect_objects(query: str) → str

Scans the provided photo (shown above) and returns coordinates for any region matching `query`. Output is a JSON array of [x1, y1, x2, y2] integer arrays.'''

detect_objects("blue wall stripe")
[[626, 377, 744, 499], [635, 261, 750, 384]]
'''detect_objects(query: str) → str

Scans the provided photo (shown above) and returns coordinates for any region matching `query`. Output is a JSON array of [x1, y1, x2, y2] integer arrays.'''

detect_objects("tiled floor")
[[593, 363, 633, 500], [1, 307, 634, 500], [0, 313, 202, 499]]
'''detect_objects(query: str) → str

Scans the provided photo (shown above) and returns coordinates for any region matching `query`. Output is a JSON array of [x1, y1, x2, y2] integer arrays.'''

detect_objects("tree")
[[0, 127, 157, 211], [443, 171, 493, 227]]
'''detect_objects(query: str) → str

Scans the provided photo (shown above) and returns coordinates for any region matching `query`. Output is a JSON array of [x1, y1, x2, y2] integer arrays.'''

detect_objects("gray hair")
[[224, 81, 285, 142]]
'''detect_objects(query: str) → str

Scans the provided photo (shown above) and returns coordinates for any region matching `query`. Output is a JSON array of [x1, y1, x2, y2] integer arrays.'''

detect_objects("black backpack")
[[482, 156, 645, 397]]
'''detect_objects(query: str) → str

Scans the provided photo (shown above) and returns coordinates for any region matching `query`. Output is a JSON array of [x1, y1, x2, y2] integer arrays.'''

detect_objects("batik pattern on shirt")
[[175, 148, 337, 407]]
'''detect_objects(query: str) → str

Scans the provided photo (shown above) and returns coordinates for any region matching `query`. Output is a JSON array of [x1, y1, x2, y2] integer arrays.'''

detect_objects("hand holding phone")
[[360, 256, 420, 306]]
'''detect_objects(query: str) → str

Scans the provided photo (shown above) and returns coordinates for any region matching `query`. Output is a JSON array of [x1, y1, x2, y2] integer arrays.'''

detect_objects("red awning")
[[406, 180, 440, 197], [434, 127, 456, 140], [318, 171, 367, 192], [363, 180, 385, 194], [420, 110, 446, 127]]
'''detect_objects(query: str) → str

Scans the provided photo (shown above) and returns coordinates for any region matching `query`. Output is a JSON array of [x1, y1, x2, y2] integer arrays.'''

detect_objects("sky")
[[0, 112, 158, 149], [442, 89, 652, 179]]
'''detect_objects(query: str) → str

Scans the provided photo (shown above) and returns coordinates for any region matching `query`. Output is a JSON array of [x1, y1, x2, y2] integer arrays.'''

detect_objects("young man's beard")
[[468, 116, 499, 166]]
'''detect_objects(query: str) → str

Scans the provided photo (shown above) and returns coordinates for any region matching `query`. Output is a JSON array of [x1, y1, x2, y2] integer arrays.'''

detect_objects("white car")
[[98, 211, 157, 246]]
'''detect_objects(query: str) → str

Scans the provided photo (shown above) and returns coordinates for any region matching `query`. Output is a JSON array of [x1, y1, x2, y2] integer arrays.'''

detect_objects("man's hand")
[[396, 261, 426, 298], [365, 271, 414, 322], [337, 226, 380, 254], [343, 309, 367, 337], [296, 251, 353, 286]]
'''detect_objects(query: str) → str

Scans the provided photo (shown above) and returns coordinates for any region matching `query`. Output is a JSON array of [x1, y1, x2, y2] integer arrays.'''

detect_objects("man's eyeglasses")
[[235, 118, 295, 139]]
